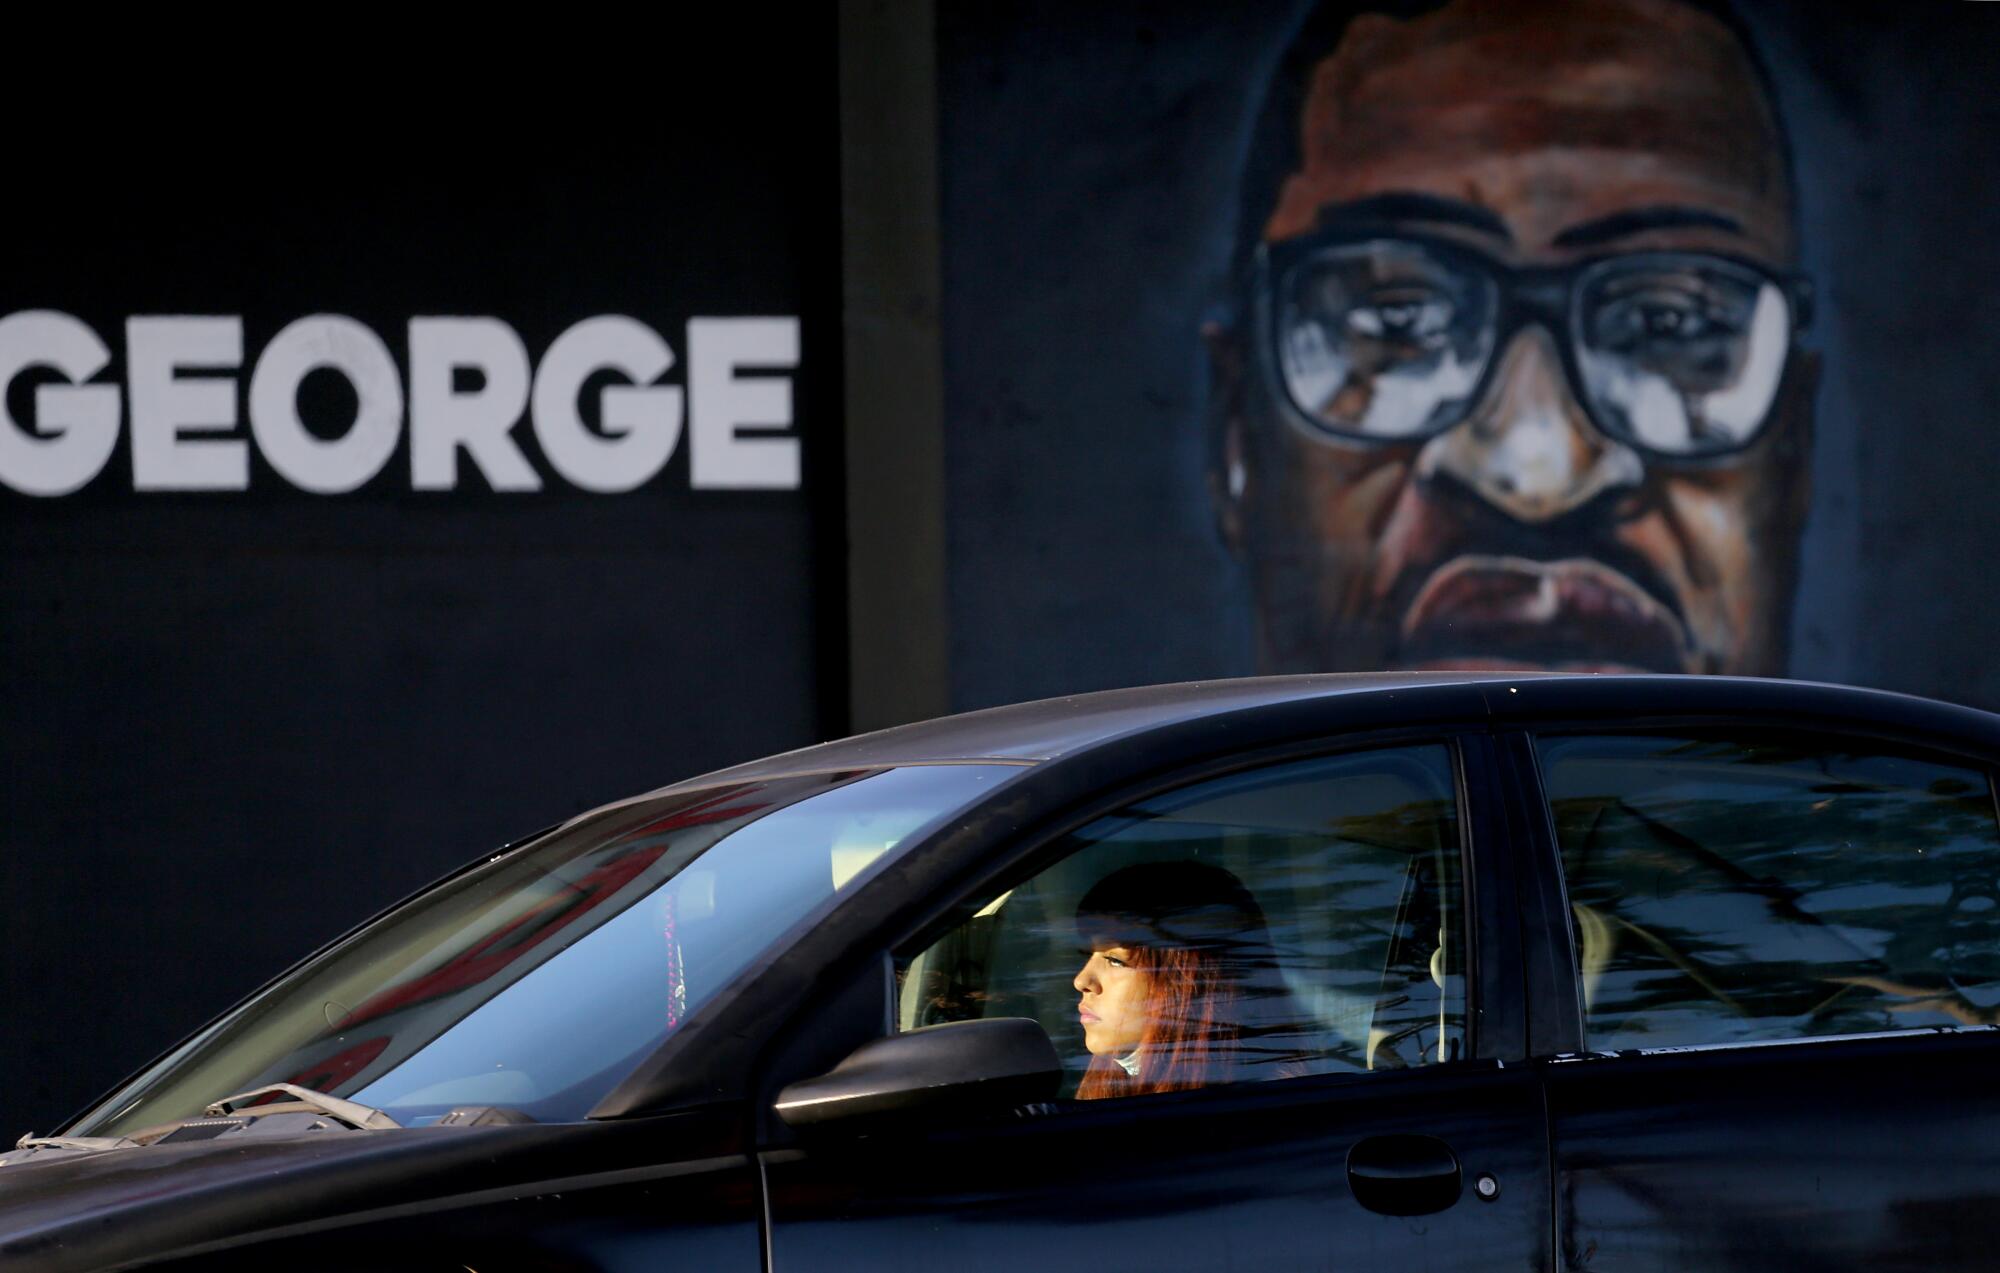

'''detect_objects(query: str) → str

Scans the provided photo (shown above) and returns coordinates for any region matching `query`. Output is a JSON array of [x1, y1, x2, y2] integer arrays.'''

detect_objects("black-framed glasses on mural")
[[1252, 234, 1814, 459]]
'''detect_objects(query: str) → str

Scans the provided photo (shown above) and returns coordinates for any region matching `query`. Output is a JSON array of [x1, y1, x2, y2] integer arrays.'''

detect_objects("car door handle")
[[1346, 1134, 1463, 1216]]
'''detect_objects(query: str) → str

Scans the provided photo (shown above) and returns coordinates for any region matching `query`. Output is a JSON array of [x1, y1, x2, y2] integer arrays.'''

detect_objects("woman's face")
[[1073, 943, 1151, 1056]]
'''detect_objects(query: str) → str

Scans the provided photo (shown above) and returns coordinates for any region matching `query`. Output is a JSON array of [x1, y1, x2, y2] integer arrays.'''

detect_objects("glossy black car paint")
[[1546, 1028, 2000, 1271], [0, 1109, 757, 1272], [766, 1059, 1549, 1273], [8, 673, 2000, 1272]]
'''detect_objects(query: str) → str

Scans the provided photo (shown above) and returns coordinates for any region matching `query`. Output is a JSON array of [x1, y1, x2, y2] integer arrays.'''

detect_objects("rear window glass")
[[1541, 733, 2000, 1051]]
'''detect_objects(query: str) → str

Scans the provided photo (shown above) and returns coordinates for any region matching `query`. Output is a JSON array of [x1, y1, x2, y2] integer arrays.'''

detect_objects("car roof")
[[661, 672, 1542, 787], [642, 671, 2000, 799]]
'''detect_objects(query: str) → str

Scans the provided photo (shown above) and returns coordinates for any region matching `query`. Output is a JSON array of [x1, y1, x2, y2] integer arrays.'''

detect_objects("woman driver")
[[1071, 859, 1289, 1099]]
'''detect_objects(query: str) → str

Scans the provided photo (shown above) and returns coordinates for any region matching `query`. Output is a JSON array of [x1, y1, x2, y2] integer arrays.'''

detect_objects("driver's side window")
[[897, 744, 1468, 1100]]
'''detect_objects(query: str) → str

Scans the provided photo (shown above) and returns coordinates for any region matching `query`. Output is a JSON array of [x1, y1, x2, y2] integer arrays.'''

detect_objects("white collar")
[[1114, 1048, 1143, 1077]]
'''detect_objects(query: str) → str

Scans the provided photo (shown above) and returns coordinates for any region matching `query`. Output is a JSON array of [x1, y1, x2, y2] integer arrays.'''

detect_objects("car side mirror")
[[773, 1017, 1061, 1129]]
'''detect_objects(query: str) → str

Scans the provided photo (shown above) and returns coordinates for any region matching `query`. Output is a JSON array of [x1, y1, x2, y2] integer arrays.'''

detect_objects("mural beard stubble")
[[1210, 0, 1817, 676]]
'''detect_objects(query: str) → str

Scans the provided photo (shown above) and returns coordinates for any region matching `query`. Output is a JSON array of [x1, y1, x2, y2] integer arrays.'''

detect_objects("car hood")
[[0, 1110, 743, 1272]]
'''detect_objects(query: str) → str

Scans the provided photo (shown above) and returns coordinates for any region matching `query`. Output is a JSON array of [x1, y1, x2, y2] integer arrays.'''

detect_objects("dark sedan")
[[7, 673, 2000, 1271]]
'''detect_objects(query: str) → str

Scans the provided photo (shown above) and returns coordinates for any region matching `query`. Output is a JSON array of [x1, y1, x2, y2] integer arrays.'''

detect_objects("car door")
[[1516, 727, 2000, 1272], [763, 737, 1553, 1273]]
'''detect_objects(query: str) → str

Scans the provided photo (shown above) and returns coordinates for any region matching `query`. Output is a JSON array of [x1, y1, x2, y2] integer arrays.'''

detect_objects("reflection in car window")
[[72, 764, 1016, 1137], [1540, 734, 2000, 1051], [899, 746, 1466, 1099]]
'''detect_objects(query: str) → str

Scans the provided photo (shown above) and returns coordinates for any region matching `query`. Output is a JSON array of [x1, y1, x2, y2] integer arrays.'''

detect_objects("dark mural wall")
[[0, 24, 842, 1133], [938, 0, 2000, 710]]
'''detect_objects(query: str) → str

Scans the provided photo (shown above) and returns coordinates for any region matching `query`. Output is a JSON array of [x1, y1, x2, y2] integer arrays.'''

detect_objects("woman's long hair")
[[1073, 861, 1273, 1100]]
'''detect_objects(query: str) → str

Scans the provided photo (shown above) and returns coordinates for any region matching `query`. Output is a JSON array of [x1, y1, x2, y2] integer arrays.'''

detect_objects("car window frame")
[[830, 726, 1526, 1116], [1512, 720, 2000, 1061]]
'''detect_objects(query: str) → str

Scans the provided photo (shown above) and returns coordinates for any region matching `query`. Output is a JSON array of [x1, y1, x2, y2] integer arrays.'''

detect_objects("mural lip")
[[1397, 553, 1691, 674]]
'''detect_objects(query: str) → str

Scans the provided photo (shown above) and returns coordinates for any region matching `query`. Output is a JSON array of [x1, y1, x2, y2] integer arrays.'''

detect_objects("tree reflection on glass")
[[1542, 734, 2000, 1050]]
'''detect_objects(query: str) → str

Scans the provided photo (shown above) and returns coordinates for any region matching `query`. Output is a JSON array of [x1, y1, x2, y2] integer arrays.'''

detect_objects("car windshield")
[[70, 764, 1018, 1137]]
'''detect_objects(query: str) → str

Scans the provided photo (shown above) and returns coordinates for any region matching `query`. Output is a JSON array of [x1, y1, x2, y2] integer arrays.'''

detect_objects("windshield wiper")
[[13, 1133, 135, 1153], [204, 1083, 400, 1130], [2, 1088, 396, 1169]]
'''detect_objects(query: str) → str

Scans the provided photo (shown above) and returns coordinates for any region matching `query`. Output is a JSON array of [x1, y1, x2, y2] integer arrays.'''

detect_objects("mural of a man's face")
[[1217, 0, 1814, 674]]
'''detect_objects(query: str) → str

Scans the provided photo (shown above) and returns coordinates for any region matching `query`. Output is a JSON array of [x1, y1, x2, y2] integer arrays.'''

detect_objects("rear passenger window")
[[1540, 734, 2000, 1051], [898, 745, 1468, 1099]]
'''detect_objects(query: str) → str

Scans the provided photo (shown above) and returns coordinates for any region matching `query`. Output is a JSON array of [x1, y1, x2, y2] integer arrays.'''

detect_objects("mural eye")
[[1593, 287, 1736, 355], [1345, 290, 1455, 347], [1640, 302, 1704, 337], [1578, 266, 1790, 454], [1588, 270, 1756, 359]]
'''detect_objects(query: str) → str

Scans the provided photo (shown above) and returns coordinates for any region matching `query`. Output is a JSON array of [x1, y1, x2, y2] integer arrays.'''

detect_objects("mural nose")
[[1419, 326, 1643, 523]]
